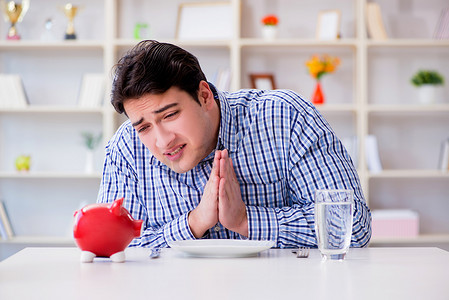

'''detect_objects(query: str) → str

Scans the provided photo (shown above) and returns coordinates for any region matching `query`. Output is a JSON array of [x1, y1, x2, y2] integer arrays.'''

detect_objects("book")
[[366, 3, 388, 40], [438, 138, 449, 171], [341, 136, 359, 168], [214, 68, 231, 91], [0, 201, 14, 240], [365, 135, 383, 173], [0, 74, 28, 108], [78, 73, 105, 108], [433, 7, 449, 39]]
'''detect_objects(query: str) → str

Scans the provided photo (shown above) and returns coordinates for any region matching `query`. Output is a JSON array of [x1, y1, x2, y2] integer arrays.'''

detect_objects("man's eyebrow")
[[153, 103, 178, 114], [131, 103, 179, 127], [131, 118, 144, 128]]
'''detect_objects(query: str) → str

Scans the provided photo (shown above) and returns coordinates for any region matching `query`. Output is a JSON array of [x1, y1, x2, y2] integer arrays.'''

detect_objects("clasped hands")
[[188, 149, 248, 238]]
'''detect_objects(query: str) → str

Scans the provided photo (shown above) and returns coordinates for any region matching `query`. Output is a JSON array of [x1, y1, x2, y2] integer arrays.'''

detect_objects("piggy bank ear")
[[110, 197, 124, 216]]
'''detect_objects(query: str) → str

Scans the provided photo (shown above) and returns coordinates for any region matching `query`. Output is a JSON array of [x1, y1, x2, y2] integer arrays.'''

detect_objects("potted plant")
[[410, 70, 444, 104], [81, 132, 102, 173], [261, 14, 279, 40]]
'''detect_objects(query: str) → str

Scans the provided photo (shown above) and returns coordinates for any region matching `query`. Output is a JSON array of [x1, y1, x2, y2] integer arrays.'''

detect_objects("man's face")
[[124, 84, 218, 173]]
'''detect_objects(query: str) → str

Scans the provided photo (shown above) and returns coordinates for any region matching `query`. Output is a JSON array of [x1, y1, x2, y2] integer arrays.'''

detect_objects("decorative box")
[[371, 209, 419, 238]]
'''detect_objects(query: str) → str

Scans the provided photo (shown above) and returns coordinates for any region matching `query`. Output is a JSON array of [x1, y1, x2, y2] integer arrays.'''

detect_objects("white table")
[[1, 247, 448, 300]]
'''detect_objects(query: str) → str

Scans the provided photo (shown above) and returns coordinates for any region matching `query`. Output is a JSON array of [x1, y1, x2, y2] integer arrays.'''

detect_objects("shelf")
[[0, 172, 102, 179], [367, 104, 449, 113], [0, 236, 75, 246], [368, 170, 449, 179], [1, 0, 448, 256], [240, 38, 358, 47], [0, 106, 104, 114], [0, 40, 105, 50], [315, 104, 357, 113], [116, 38, 359, 49], [370, 234, 449, 245], [367, 39, 449, 48], [114, 38, 232, 48]]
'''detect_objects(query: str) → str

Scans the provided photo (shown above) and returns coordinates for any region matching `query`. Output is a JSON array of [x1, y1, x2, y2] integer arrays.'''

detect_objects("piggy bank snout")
[[134, 219, 143, 237]]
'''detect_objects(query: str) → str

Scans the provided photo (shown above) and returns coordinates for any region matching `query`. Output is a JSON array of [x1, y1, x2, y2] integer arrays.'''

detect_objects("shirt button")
[[214, 225, 220, 232]]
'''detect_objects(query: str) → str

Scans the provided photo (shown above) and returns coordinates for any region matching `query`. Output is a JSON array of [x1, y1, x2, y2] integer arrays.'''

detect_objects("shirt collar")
[[213, 86, 238, 153]]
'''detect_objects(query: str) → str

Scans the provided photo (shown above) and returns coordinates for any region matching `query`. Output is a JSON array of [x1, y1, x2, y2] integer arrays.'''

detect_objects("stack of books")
[[433, 7, 449, 39]]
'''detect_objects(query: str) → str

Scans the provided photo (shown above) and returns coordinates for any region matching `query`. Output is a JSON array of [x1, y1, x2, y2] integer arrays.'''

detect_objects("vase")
[[417, 84, 436, 104], [262, 26, 277, 40], [312, 81, 325, 105]]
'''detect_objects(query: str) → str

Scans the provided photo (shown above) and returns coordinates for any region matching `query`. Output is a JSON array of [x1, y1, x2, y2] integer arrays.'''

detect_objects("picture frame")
[[316, 10, 341, 40], [249, 74, 276, 90], [176, 2, 233, 40]]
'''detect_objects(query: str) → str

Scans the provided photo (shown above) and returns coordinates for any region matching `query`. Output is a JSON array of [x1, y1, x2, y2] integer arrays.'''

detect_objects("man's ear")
[[198, 81, 214, 109]]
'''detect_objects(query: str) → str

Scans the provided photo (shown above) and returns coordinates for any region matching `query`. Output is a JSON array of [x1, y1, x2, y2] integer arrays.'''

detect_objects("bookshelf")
[[1, 0, 448, 260]]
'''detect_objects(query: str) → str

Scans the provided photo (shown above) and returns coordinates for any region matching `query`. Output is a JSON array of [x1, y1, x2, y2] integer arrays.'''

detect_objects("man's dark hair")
[[111, 40, 207, 114]]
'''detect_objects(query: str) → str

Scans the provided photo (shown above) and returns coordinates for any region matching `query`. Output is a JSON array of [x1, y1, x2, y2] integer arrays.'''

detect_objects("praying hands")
[[188, 149, 248, 238]]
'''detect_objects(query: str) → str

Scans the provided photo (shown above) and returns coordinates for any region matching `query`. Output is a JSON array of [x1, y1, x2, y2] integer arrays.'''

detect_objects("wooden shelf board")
[[0, 106, 104, 113], [368, 104, 449, 113], [240, 38, 358, 47], [0, 236, 75, 245], [368, 170, 449, 179], [370, 234, 449, 244], [0, 40, 104, 50], [367, 39, 449, 47], [114, 38, 231, 48], [315, 103, 357, 112], [0, 171, 102, 179]]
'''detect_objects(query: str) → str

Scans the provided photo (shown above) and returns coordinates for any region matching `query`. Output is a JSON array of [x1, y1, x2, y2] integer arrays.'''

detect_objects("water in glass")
[[315, 190, 353, 260]]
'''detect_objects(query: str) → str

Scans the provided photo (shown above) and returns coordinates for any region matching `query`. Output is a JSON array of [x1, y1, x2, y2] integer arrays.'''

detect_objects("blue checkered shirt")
[[97, 88, 371, 248]]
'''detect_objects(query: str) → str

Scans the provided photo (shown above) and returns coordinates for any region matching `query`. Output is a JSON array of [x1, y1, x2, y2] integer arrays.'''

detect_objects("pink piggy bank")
[[73, 197, 143, 263]]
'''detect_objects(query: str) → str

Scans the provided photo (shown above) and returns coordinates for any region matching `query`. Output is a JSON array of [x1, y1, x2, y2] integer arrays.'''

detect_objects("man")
[[97, 40, 371, 248]]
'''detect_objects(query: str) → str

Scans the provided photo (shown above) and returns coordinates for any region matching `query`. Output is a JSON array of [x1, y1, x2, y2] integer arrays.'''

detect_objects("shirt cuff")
[[246, 205, 279, 243], [163, 212, 196, 244]]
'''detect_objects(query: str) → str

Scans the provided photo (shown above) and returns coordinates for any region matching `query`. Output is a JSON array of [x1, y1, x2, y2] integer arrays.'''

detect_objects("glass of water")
[[314, 189, 354, 260]]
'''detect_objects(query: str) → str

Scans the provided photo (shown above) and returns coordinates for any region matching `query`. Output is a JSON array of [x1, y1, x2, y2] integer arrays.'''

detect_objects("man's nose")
[[155, 126, 175, 149]]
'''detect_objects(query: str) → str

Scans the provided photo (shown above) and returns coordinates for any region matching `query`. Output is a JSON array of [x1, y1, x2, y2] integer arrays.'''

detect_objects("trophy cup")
[[62, 3, 79, 40], [1, 0, 29, 40]]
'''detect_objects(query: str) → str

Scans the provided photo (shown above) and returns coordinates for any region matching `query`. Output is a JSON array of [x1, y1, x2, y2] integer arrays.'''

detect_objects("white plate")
[[168, 239, 275, 258]]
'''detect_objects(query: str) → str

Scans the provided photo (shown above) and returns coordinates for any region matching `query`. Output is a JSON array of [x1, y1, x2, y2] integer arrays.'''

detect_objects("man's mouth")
[[165, 145, 186, 157]]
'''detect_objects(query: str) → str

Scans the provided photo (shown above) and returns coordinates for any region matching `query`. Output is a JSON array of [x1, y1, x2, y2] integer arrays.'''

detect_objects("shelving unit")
[[1, 0, 448, 260]]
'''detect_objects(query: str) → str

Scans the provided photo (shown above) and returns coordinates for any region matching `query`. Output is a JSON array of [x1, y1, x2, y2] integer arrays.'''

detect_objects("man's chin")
[[165, 160, 195, 174]]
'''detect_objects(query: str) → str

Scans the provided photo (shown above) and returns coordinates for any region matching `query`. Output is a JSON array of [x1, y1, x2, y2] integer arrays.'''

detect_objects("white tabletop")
[[1, 247, 449, 300]]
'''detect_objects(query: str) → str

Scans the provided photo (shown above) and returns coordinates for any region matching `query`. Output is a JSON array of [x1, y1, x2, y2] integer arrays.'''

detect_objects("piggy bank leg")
[[110, 251, 126, 263], [80, 251, 96, 263]]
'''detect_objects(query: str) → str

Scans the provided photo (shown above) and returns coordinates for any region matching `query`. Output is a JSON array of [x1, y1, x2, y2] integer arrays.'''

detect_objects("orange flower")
[[305, 54, 340, 80], [262, 15, 279, 26]]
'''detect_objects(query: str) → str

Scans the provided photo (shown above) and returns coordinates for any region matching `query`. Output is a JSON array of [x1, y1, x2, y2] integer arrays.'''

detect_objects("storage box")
[[371, 209, 419, 238]]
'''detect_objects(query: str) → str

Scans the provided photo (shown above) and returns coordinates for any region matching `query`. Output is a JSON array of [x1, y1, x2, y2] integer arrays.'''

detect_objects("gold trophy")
[[62, 3, 79, 40], [1, 0, 29, 40]]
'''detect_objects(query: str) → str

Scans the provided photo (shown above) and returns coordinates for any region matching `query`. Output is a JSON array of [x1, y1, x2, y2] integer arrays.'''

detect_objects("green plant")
[[81, 132, 102, 150], [410, 70, 444, 87]]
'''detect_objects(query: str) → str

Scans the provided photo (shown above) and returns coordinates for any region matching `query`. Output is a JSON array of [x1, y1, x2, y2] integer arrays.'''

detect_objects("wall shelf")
[[368, 170, 449, 179], [1, 0, 448, 260]]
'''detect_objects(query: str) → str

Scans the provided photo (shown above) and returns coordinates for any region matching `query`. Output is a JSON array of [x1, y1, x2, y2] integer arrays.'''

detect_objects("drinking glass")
[[314, 189, 354, 260]]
